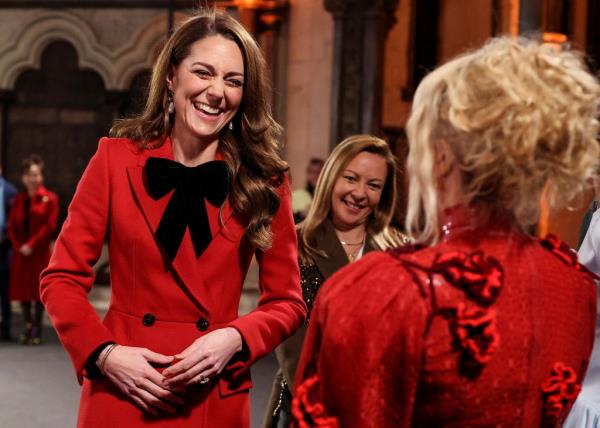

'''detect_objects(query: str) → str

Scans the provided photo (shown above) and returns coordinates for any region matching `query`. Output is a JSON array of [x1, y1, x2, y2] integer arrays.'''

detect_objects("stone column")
[[519, 0, 542, 33], [237, 8, 257, 34], [233, 2, 289, 123], [324, 0, 399, 148], [0, 90, 12, 172], [256, 9, 287, 124], [588, 0, 600, 72]]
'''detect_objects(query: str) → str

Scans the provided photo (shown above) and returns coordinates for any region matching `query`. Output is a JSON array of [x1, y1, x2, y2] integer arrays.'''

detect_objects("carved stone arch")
[[0, 10, 170, 91], [0, 11, 114, 90], [112, 12, 176, 91]]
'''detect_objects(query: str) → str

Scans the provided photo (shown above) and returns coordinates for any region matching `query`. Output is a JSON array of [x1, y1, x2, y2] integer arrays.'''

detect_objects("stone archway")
[[0, 10, 166, 92], [5, 41, 113, 226], [0, 10, 169, 226]]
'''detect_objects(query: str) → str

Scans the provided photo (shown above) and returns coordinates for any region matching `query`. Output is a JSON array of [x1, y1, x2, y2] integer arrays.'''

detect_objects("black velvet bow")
[[144, 157, 230, 260]]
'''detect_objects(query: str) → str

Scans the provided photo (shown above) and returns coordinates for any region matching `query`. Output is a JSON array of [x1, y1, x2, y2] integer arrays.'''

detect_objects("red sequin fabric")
[[293, 206, 595, 427]]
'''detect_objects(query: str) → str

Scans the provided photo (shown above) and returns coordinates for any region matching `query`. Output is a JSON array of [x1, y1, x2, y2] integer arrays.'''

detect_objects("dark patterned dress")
[[299, 262, 325, 318]]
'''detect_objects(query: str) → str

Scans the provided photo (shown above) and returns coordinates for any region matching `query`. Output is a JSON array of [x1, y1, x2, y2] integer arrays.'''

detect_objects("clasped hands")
[[98, 327, 242, 416]]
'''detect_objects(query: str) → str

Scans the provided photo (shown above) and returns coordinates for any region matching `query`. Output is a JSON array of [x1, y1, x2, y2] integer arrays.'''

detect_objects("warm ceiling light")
[[234, 0, 260, 7], [542, 32, 568, 49], [234, 0, 283, 8]]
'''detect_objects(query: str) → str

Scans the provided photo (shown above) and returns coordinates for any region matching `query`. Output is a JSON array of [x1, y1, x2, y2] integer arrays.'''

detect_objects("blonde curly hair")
[[405, 37, 600, 244]]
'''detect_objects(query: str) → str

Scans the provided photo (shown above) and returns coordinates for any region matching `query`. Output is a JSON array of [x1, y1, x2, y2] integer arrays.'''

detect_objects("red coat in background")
[[293, 206, 596, 428], [40, 137, 307, 428], [8, 186, 58, 301]]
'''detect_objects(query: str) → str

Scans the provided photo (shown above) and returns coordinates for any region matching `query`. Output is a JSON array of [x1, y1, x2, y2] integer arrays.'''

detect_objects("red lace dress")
[[293, 207, 596, 427]]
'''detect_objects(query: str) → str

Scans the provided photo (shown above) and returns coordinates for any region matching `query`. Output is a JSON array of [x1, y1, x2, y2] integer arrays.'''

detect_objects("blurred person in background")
[[40, 9, 305, 428], [8, 155, 58, 345], [292, 158, 324, 223], [293, 37, 600, 427], [565, 176, 600, 427], [264, 135, 409, 428], [0, 165, 16, 341], [578, 177, 600, 248]]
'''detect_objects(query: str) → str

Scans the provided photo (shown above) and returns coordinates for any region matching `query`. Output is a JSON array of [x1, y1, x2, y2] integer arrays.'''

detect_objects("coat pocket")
[[218, 368, 253, 398]]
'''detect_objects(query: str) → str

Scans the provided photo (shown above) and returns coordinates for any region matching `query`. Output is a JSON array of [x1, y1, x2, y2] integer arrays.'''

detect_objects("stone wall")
[[283, 0, 333, 191]]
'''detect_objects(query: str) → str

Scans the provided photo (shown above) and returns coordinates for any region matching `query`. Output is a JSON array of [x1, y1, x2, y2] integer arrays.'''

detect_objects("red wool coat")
[[8, 186, 58, 301], [293, 208, 596, 427], [40, 137, 306, 428]]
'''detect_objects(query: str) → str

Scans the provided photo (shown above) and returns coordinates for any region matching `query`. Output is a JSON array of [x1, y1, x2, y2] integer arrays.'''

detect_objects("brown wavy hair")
[[21, 154, 45, 175], [406, 37, 600, 244], [110, 9, 288, 250], [299, 135, 400, 263]]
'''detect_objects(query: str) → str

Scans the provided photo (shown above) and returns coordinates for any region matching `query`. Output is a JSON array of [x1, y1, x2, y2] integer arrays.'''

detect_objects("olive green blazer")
[[262, 220, 377, 428]]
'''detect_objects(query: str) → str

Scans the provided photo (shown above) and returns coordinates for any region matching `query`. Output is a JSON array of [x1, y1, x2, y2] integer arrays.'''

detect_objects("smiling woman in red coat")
[[8, 154, 58, 345], [293, 37, 600, 427], [39, 9, 306, 428]]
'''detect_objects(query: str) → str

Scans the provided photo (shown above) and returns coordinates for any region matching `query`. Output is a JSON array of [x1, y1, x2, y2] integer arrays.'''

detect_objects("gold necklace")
[[346, 246, 361, 262], [340, 239, 364, 246], [343, 236, 365, 262], [337, 231, 365, 262], [339, 231, 366, 247]]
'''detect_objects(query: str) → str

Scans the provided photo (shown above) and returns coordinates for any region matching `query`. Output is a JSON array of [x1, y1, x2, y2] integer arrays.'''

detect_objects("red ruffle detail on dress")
[[451, 303, 500, 364], [433, 251, 503, 304], [391, 248, 504, 369], [292, 375, 339, 428], [541, 362, 581, 422], [540, 234, 599, 281]]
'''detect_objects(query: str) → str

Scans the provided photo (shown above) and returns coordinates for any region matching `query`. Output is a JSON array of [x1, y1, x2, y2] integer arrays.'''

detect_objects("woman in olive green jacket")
[[263, 135, 410, 428]]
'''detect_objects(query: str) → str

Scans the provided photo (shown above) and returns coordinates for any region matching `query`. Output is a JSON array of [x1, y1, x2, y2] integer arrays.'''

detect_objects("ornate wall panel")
[[0, 10, 167, 91]]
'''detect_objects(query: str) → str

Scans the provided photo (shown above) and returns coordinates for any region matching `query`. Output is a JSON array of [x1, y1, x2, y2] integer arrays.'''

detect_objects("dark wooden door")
[[6, 41, 114, 228]]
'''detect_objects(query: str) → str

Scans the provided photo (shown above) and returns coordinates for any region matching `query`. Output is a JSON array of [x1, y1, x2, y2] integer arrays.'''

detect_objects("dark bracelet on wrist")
[[84, 341, 115, 379]]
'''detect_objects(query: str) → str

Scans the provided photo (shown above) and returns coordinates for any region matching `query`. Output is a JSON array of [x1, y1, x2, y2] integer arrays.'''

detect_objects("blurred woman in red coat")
[[293, 37, 600, 427], [40, 9, 305, 428], [8, 154, 58, 345]]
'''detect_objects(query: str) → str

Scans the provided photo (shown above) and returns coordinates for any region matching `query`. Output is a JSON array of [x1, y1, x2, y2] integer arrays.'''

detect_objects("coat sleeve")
[[226, 176, 307, 379], [26, 192, 59, 252], [40, 138, 116, 383]]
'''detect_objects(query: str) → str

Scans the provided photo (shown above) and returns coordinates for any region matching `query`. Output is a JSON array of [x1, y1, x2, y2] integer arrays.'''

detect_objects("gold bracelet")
[[98, 344, 118, 375]]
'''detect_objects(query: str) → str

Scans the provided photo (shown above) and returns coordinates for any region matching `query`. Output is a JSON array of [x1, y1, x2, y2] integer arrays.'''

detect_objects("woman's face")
[[168, 34, 244, 145], [330, 152, 388, 231], [22, 164, 43, 193]]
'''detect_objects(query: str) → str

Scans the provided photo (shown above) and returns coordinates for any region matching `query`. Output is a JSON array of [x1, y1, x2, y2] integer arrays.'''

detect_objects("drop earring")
[[167, 91, 175, 115], [228, 121, 233, 131]]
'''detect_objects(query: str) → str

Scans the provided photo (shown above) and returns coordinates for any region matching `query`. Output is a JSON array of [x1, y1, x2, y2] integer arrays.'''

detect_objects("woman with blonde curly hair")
[[39, 9, 306, 428], [293, 37, 600, 427], [263, 135, 409, 428]]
